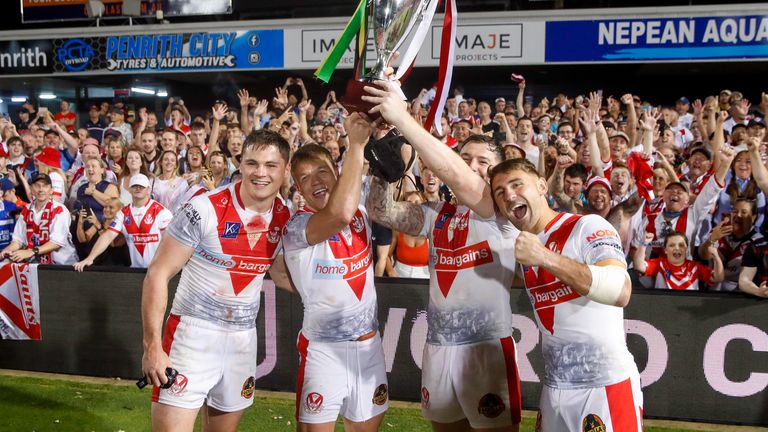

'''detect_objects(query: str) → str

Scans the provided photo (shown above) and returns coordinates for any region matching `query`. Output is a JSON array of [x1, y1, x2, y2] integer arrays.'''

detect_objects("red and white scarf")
[[22, 200, 59, 264]]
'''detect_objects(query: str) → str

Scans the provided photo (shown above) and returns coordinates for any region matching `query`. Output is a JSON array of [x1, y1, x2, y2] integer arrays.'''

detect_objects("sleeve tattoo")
[[366, 176, 425, 237]]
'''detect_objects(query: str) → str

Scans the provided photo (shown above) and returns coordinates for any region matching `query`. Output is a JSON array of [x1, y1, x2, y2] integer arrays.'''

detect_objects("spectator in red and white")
[[74, 173, 172, 270], [1, 173, 77, 265], [53, 100, 77, 133], [6, 136, 31, 174], [609, 162, 635, 206], [634, 135, 734, 259], [106, 107, 133, 146], [152, 150, 189, 212], [26, 146, 67, 203], [680, 147, 712, 196], [633, 230, 723, 290], [118, 148, 152, 206], [584, 176, 613, 219], [83, 104, 108, 143], [164, 98, 191, 134]]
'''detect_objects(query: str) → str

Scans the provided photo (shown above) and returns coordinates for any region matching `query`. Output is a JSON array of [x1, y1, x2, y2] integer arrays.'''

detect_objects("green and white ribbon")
[[314, 0, 368, 83]]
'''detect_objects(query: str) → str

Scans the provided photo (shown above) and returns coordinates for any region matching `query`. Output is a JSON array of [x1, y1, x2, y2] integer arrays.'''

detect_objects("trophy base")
[[340, 79, 381, 119]]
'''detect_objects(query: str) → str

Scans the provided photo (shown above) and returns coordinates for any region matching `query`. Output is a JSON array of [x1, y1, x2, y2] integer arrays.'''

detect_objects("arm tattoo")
[[366, 177, 425, 236]]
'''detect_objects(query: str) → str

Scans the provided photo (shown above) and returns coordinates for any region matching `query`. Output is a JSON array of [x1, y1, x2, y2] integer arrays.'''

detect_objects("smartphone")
[[596, 89, 604, 98]]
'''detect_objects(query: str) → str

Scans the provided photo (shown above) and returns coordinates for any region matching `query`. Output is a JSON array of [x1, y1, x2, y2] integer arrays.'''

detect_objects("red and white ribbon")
[[424, 0, 456, 135]]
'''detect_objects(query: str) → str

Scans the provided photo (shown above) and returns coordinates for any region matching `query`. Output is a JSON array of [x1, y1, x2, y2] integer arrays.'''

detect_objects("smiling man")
[[137, 130, 293, 432], [282, 114, 389, 431], [488, 158, 641, 431]]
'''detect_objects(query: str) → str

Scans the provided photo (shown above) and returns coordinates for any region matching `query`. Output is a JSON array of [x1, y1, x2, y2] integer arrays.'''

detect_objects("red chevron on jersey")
[[326, 209, 370, 301], [523, 213, 582, 334], [208, 183, 290, 296], [431, 203, 476, 297], [122, 201, 165, 256]]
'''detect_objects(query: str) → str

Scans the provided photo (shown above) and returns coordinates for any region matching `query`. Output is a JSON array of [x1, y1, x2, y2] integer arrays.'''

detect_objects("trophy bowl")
[[341, 0, 428, 115]]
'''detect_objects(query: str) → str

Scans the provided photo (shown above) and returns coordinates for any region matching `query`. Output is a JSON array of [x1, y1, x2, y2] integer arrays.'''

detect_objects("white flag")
[[0, 262, 41, 340]]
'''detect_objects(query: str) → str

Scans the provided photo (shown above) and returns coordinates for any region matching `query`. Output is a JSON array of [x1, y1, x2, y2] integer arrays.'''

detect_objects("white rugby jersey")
[[283, 204, 378, 343], [167, 183, 290, 330], [523, 212, 637, 389], [108, 199, 173, 268], [419, 202, 518, 345]]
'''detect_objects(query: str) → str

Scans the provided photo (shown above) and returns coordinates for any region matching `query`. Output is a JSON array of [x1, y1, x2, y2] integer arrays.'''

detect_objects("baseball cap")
[[495, 97, 506, 103], [35, 147, 62, 169], [129, 174, 150, 188], [689, 147, 711, 160], [677, 97, 690, 105], [104, 128, 122, 139], [666, 181, 690, 193], [0, 178, 15, 191], [585, 176, 612, 196], [82, 137, 100, 147], [609, 131, 630, 143], [88, 104, 99, 111], [748, 118, 766, 128], [31, 173, 52, 186]]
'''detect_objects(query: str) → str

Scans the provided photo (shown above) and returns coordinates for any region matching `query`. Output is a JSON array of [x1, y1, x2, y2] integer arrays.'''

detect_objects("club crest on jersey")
[[267, 226, 281, 243], [582, 414, 606, 432], [305, 392, 324, 414], [420, 387, 430, 409], [222, 222, 242, 239], [144, 213, 154, 225], [351, 215, 364, 233], [168, 373, 189, 397], [372, 384, 388, 406], [477, 393, 505, 418], [241, 376, 255, 399]]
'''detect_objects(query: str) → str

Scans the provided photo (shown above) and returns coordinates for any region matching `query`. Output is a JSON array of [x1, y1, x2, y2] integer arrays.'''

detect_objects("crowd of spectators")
[[1, 75, 767, 297]]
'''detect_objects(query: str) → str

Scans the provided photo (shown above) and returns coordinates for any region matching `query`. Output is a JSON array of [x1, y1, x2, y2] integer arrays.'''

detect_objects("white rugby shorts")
[[152, 314, 258, 412], [295, 332, 389, 424], [421, 336, 522, 428], [536, 372, 644, 432]]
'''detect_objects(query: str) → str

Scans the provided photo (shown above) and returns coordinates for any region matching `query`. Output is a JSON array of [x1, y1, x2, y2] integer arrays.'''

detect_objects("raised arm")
[[238, 89, 252, 132], [515, 80, 526, 118], [303, 113, 372, 246], [621, 93, 638, 147], [363, 80, 496, 218], [208, 103, 227, 154], [578, 109, 604, 178], [547, 155, 577, 213], [747, 137, 768, 192], [631, 232, 653, 274]]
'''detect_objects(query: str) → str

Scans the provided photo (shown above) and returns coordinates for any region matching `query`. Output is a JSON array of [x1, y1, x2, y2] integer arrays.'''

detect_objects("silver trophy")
[[342, 0, 430, 114]]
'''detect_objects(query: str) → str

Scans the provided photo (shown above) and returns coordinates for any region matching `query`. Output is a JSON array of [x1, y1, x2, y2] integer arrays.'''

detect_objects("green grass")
[[0, 375, 722, 431]]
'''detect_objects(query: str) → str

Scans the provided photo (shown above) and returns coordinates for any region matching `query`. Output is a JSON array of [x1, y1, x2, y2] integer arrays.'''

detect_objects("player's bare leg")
[[150, 403, 199, 432], [342, 411, 385, 432], [298, 421, 336, 431], [432, 420, 520, 432], [200, 405, 246, 432]]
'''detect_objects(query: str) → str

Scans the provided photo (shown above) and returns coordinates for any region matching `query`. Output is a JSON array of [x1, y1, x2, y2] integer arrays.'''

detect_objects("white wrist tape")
[[586, 265, 628, 306]]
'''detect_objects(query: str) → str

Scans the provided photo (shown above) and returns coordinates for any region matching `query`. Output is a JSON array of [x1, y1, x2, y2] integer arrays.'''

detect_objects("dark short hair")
[[6, 136, 22, 147], [243, 130, 291, 164], [564, 163, 588, 183], [663, 231, 689, 248], [489, 158, 540, 187], [459, 134, 503, 163], [190, 121, 206, 132]]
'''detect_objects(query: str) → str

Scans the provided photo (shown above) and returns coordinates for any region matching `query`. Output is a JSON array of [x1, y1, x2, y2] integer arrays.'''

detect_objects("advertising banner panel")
[[546, 15, 768, 62]]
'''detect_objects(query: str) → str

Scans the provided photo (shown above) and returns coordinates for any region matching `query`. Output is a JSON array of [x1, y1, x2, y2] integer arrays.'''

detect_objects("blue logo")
[[124, 214, 131, 225], [247, 32, 260, 48], [57, 39, 94, 72], [222, 222, 242, 239], [328, 234, 340, 242], [435, 212, 452, 230]]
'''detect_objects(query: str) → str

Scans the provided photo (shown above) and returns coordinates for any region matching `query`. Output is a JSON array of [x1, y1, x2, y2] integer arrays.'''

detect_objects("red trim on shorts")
[[606, 378, 640, 432], [151, 314, 181, 402], [295, 332, 310, 420], [500, 336, 522, 424]]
